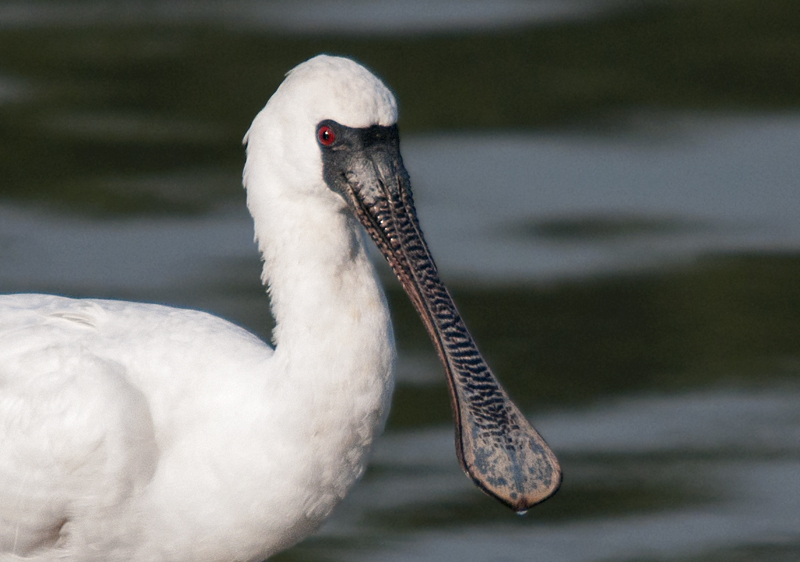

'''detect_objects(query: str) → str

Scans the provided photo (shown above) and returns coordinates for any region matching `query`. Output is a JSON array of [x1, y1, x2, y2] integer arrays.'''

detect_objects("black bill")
[[319, 119, 561, 512]]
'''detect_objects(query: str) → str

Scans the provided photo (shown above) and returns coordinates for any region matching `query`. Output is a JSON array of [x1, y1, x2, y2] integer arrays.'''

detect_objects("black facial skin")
[[318, 119, 406, 213], [317, 120, 561, 512]]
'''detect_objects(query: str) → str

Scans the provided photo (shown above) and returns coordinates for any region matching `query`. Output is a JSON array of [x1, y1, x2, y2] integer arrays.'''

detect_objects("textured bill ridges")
[[326, 124, 561, 510]]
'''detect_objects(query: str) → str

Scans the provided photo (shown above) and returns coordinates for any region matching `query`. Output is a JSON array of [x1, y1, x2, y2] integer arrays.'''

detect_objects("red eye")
[[318, 125, 336, 146]]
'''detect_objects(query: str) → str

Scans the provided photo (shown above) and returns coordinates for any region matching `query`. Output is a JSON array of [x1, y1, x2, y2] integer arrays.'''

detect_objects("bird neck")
[[250, 185, 395, 407], [246, 188, 395, 527]]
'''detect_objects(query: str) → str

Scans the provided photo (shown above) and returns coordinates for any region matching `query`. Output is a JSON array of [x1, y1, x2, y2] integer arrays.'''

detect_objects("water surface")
[[1, 2, 799, 561]]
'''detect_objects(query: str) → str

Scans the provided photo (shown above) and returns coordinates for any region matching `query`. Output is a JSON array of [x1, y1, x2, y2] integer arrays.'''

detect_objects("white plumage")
[[1, 55, 396, 561]]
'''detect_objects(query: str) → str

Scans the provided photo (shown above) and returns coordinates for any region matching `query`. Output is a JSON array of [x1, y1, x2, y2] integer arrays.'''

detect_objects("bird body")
[[0, 54, 559, 562], [1, 257, 392, 561]]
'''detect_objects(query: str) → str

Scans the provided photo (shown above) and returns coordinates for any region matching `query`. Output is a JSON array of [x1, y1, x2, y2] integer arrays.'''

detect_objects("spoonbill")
[[0, 54, 560, 562]]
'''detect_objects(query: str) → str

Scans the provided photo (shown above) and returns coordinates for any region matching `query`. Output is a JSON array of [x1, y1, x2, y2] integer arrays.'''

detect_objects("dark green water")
[[1, 1, 800, 561]]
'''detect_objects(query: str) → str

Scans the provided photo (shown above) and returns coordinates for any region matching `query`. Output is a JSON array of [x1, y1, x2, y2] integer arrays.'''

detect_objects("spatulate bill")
[[320, 121, 561, 511]]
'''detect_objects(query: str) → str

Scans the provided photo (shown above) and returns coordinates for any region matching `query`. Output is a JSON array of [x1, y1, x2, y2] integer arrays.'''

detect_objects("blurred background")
[[1, 1, 800, 560]]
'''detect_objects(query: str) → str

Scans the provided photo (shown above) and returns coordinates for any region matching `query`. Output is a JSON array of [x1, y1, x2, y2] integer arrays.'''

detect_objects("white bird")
[[0, 55, 560, 562]]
